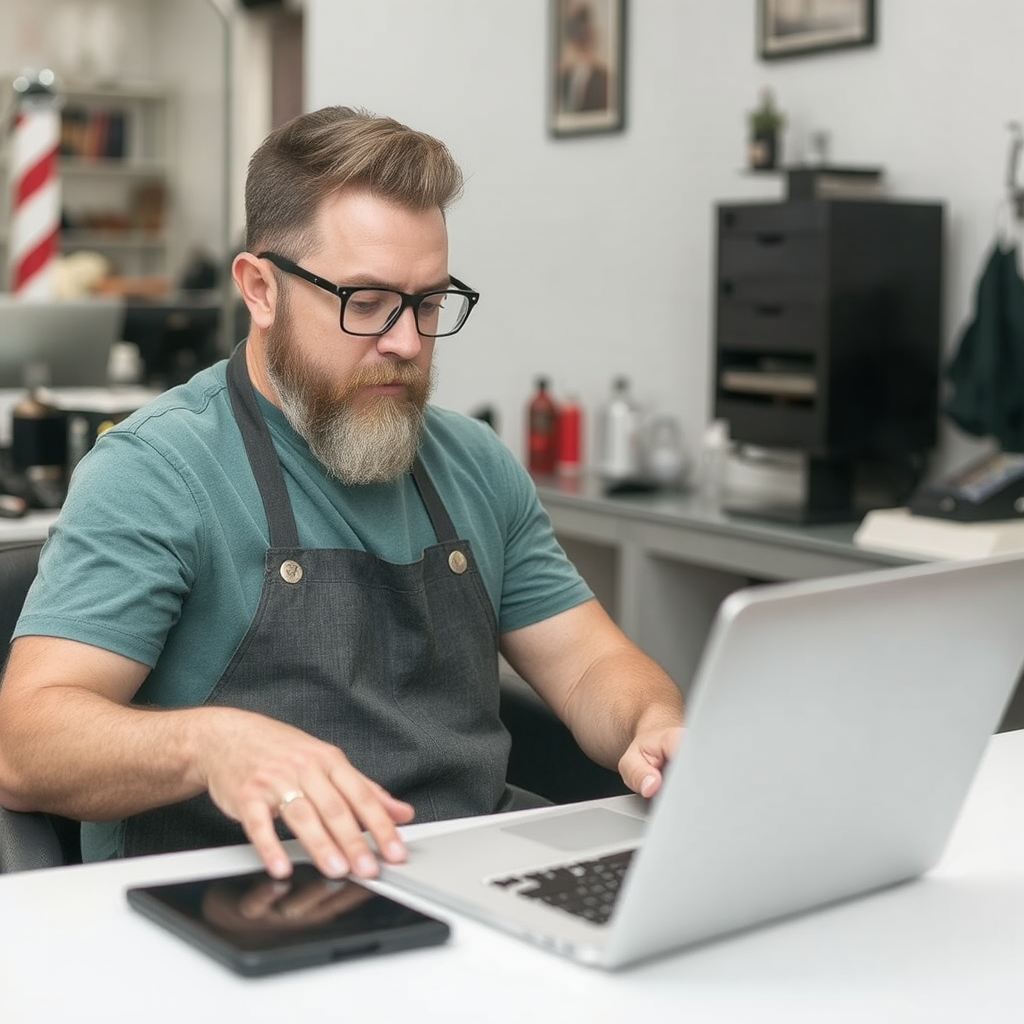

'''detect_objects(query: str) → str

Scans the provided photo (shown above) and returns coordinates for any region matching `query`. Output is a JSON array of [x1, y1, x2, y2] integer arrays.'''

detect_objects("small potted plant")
[[748, 88, 785, 170]]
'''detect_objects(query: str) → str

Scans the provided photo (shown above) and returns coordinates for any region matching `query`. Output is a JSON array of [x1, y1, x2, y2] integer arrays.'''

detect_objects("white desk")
[[3, 730, 1024, 1024]]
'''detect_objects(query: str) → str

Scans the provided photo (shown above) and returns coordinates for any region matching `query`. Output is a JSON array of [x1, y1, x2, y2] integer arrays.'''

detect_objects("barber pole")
[[7, 71, 61, 298]]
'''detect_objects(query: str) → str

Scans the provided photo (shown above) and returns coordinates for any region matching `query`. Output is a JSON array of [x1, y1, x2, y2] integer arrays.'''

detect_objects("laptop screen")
[[0, 296, 124, 388]]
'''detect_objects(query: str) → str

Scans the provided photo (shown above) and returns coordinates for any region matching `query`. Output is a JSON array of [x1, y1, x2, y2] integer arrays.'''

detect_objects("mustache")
[[343, 361, 426, 392]]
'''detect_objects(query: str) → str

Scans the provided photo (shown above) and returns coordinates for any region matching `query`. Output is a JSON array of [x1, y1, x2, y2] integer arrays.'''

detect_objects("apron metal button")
[[448, 550, 468, 575], [280, 559, 303, 584]]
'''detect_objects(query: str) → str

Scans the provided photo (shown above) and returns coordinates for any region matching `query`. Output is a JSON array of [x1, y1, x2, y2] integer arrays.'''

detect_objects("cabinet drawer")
[[718, 203, 827, 236], [717, 275, 825, 305], [715, 397, 826, 453], [716, 301, 824, 353], [718, 233, 825, 279]]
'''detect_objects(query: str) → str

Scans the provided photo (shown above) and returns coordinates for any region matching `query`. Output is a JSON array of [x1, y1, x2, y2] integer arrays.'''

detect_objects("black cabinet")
[[713, 199, 943, 518]]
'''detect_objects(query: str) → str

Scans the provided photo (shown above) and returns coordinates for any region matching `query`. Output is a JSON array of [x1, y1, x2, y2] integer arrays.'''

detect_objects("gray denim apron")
[[121, 343, 541, 857]]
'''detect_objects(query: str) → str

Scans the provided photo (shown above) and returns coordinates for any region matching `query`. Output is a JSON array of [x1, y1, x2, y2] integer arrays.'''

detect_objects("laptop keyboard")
[[489, 848, 635, 925]]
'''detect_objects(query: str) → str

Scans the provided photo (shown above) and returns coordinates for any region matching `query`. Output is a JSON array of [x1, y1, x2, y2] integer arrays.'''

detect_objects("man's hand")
[[617, 722, 683, 799], [198, 708, 414, 881]]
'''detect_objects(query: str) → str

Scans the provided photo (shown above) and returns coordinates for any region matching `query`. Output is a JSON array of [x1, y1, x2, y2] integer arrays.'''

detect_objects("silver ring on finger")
[[277, 789, 306, 815]]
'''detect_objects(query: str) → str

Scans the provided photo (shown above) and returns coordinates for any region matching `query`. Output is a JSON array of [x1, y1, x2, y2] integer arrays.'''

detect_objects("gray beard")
[[267, 365, 430, 485], [261, 293, 434, 485]]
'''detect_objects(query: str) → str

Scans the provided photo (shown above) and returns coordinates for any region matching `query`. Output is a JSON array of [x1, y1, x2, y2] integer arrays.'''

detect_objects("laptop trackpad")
[[500, 808, 646, 853]]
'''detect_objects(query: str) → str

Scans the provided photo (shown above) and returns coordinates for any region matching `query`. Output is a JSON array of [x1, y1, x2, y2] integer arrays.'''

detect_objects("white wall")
[[305, 0, 1024, 477]]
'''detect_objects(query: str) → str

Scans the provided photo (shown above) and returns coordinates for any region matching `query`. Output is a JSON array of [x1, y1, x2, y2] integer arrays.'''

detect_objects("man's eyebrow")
[[342, 275, 454, 292]]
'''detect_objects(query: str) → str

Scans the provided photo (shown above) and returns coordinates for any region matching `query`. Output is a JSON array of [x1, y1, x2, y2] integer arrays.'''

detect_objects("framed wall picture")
[[549, 0, 627, 137], [758, 0, 876, 60]]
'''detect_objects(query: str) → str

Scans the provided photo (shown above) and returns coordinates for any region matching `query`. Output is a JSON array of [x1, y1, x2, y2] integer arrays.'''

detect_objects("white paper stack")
[[854, 507, 1024, 560]]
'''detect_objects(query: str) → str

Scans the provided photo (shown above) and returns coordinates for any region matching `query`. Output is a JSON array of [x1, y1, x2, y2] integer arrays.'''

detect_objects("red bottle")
[[556, 392, 582, 475], [527, 377, 558, 474]]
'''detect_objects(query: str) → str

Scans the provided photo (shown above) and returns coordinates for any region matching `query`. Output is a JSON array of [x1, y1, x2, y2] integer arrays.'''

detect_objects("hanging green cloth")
[[945, 244, 1024, 452]]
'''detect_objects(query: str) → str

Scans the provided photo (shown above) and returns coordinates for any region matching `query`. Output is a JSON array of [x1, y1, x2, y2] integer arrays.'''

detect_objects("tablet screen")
[[127, 862, 449, 974]]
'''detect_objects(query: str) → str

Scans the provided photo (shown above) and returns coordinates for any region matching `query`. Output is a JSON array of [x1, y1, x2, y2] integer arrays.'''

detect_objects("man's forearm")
[[0, 686, 214, 820], [562, 647, 683, 771]]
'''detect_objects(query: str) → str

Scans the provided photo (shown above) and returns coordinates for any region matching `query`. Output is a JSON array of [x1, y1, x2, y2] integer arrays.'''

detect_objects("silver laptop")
[[0, 295, 124, 387], [380, 554, 1024, 969]]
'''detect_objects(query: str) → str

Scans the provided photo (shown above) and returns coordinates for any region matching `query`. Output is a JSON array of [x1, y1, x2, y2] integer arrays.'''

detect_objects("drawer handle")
[[755, 232, 785, 246], [754, 304, 783, 317]]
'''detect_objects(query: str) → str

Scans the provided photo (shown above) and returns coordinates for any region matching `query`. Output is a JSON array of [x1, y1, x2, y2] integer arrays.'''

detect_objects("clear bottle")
[[700, 418, 731, 510], [597, 376, 642, 481], [646, 414, 688, 489]]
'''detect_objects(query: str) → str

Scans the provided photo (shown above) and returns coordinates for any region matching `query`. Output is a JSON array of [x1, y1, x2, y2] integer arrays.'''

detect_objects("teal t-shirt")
[[15, 358, 591, 782]]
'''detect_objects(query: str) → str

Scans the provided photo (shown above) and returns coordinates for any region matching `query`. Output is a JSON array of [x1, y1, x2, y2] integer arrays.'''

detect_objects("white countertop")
[[3, 730, 1024, 1024]]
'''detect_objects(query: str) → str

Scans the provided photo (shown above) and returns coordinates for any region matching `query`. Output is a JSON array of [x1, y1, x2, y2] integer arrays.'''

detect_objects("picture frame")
[[758, 0, 876, 61], [549, 0, 627, 138]]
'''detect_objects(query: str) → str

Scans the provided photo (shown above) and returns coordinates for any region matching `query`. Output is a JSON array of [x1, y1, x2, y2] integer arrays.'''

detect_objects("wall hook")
[[1008, 121, 1024, 219]]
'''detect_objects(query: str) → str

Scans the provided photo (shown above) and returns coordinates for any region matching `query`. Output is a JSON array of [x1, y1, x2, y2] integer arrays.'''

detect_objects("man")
[[0, 106, 682, 882], [558, 0, 611, 114]]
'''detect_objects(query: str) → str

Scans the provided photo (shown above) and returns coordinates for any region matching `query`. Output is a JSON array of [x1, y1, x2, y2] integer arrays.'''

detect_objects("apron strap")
[[226, 342, 301, 548], [411, 459, 458, 543]]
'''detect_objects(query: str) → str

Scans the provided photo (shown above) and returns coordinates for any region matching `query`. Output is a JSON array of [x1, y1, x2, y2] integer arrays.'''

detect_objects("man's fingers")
[[329, 766, 411, 865], [278, 790, 355, 879], [242, 800, 295, 879], [365, 778, 417, 826], [617, 745, 662, 797], [275, 767, 415, 878], [618, 726, 683, 798]]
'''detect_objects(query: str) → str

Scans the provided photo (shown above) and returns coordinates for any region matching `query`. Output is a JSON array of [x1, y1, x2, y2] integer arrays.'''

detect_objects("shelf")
[[0, 233, 166, 252], [744, 164, 884, 178], [742, 165, 887, 201], [55, 78, 170, 101], [60, 158, 169, 179], [61, 231, 168, 250], [0, 156, 169, 179], [720, 369, 817, 399]]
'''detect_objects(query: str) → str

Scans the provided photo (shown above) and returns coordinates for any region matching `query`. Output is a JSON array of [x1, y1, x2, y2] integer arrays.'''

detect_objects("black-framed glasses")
[[258, 251, 480, 338]]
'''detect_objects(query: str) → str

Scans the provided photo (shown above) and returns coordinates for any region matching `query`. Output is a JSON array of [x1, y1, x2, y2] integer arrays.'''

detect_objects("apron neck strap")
[[227, 342, 301, 548], [411, 459, 458, 542]]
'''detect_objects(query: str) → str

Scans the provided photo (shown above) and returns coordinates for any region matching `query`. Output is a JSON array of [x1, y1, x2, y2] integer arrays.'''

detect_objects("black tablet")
[[126, 861, 450, 977]]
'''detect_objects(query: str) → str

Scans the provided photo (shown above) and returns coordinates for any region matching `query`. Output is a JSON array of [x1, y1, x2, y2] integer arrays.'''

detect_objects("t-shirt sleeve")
[[487, 433, 593, 633], [15, 429, 205, 667]]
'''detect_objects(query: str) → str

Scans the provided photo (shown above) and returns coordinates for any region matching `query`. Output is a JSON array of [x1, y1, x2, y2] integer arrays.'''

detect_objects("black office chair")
[[0, 541, 81, 872], [499, 673, 629, 803]]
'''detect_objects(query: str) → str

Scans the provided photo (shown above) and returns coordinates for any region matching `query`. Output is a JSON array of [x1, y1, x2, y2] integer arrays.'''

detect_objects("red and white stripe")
[[8, 106, 61, 297]]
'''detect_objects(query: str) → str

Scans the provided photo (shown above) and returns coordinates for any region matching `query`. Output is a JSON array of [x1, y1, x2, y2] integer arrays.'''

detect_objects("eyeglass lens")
[[344, 289, 471, 337]]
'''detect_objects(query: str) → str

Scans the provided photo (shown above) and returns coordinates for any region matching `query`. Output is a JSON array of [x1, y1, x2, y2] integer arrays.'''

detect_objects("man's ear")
[[232, 252, 278, 330]]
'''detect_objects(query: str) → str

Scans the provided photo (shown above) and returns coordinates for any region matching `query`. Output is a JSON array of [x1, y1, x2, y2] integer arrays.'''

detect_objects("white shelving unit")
[[0, 77, 175, 282]]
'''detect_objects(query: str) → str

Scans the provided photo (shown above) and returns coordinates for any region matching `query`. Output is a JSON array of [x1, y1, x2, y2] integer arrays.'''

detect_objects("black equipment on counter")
[[908, 451, 1024, 522]]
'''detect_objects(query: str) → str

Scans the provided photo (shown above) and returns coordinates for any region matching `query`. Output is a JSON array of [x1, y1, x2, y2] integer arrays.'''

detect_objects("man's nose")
[[375, 305, 423, 358]]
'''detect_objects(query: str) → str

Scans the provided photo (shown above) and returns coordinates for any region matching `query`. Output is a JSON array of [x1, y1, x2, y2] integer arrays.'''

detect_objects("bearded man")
[[0, 107, 683, 881]]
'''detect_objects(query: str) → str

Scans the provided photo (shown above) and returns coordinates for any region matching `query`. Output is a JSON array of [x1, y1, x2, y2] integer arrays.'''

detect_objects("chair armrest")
[[0, 807, 75, 873]]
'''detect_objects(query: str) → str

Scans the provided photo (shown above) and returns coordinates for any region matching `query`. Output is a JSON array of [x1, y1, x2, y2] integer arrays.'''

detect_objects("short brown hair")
[[243, 106, 464, 256]]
